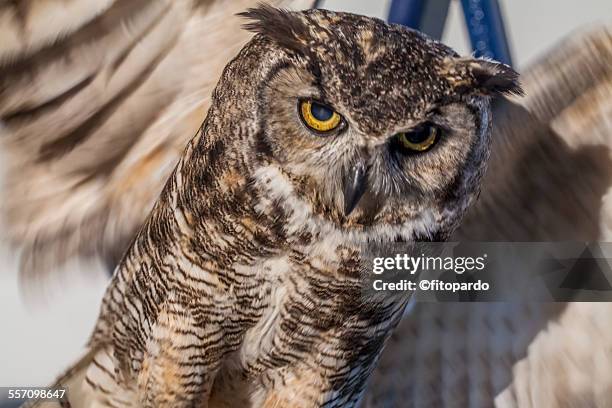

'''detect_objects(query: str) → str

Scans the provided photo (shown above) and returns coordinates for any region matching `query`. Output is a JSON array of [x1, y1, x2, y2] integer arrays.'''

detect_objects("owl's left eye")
[[299, 100, 343, 133]]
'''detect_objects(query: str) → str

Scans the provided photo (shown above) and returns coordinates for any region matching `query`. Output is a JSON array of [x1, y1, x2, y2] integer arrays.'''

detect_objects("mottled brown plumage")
[[8, 1, 612, 407], [7, 1, 612, 407], [20, 6, 519, 407]]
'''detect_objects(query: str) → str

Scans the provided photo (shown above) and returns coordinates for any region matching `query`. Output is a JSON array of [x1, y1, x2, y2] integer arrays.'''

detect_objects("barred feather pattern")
[[82, 152, 409, 406], [364, 25, 612, 408], [41, 70, 408, 407]]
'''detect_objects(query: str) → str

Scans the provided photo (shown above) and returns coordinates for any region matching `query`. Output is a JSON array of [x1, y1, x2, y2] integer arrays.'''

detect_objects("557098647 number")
[[5, 388, 67, 400]]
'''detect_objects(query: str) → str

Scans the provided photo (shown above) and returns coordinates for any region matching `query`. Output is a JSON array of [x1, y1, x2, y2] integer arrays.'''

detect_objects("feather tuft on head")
[[442, 57, 524, 97], [238, 3, 310, 56]]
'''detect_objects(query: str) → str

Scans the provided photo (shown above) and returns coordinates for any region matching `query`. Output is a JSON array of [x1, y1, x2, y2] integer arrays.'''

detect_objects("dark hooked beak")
[[343, 161, 369, 217]]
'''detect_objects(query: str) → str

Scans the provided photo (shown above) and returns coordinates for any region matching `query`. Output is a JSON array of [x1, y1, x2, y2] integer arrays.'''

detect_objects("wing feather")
[[0, 0, 116, 64], [0, 0, 309, 278]]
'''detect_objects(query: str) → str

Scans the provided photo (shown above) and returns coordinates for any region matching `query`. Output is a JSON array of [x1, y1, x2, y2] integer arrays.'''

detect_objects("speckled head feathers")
[[181, 6, 523, 243], [240, 4, 522, 98]]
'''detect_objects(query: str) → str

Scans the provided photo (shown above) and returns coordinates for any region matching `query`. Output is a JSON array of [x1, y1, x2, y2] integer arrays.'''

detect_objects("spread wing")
[[0, 0, 311, 277], [366, 25, 612, 407]]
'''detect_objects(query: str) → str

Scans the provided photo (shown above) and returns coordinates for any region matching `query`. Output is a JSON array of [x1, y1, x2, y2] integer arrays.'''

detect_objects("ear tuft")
[[238, 3, 309, 56], [471, 59, 524, 97], [445, 58, 524, 97]]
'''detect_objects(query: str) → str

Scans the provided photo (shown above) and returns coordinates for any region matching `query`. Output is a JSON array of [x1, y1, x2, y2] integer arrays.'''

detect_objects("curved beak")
[[343, 161, 368, 217]]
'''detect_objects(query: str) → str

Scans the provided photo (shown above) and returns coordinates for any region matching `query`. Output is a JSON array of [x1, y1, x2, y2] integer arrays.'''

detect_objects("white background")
[[1, 0, 610, 390]]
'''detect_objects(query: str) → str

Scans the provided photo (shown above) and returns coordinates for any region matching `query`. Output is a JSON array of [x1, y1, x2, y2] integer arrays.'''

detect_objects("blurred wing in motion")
[[0, 0, 311, 277], [366, 25, 612, 407]]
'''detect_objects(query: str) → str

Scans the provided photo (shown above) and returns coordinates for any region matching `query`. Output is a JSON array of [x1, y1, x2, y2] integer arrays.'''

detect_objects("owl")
[[20, 5, 520, 407]]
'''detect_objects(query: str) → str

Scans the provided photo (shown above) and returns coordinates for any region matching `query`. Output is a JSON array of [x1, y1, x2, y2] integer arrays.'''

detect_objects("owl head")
[[194, 6, 522, 244]]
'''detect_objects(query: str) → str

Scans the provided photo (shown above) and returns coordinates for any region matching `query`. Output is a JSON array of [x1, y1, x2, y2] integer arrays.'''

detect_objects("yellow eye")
[[396, 124, 440, 152], [299, 100, 342, 133]]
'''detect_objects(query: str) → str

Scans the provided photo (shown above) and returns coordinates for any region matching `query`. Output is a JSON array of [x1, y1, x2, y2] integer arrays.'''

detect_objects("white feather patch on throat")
[[252, 165, 438, 247]]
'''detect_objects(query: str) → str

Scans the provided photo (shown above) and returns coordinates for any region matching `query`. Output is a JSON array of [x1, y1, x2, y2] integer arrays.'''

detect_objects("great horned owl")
[[22, 5, 519, 407]]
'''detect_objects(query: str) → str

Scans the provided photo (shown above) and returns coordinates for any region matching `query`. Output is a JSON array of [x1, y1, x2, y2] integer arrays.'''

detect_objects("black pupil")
[[311, 103, 333, 121], [405, 126, 432, 143]]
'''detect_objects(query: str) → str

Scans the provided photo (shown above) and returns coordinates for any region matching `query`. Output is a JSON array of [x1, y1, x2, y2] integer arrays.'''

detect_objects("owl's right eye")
[[395, 124, 441, 153], [299, 100, 343, 133]]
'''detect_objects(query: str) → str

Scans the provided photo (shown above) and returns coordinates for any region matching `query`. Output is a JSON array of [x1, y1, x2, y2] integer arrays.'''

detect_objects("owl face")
[[218, 7, 521, 242]]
